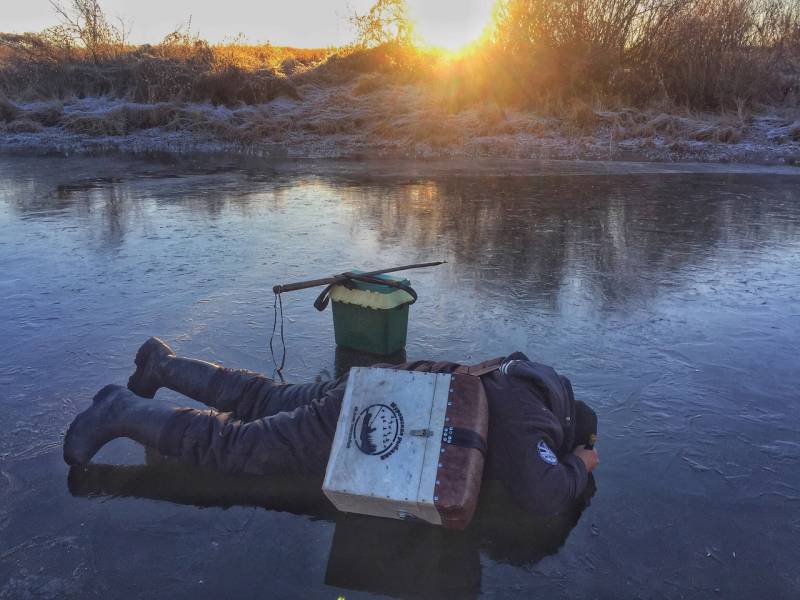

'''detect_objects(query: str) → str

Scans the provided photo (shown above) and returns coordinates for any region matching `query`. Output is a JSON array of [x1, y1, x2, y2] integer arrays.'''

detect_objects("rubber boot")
[[127, 337, 334, 420], [63, 384, 178, 466], [127, 337, 176, 398], [128, 337, 227, 406]]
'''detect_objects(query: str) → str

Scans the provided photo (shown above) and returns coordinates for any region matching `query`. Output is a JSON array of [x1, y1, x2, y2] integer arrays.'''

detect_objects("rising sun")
[[407, 0, 496, 52]]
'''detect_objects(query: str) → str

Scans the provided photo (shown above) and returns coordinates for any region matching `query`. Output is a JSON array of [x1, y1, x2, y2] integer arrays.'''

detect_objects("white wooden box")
[[322, 367, 488, 529]]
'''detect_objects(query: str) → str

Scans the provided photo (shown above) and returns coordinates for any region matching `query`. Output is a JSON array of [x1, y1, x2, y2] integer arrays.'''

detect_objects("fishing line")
[[269, 291, 286, 381], [268, 261, 443, 378]]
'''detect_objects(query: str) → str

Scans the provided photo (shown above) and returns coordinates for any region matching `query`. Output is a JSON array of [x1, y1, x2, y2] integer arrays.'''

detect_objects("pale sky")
[[3, 0, 496, 49]]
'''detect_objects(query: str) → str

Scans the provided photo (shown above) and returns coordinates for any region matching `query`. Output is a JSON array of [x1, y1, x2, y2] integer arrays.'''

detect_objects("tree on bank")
[[351, 0, 415, 48], [47, 0, 127, 63]]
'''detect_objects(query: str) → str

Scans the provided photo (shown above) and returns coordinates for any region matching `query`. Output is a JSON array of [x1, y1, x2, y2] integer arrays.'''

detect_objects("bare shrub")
[[62, 112, 124, 135], [636, 0, 791, 108], [1, 0, 797, 118], [6, 118, 43, 133], [646, 114, 685, 136], [303, 117, 359, 134], [0, 41, 301, 106], [191, 67, 299, 106], [26, 102, 64, 125], [304, 44, 428, 86], [190, 117, 247, 142], [0, 3, 308, 105], [491, 0, 800, 109], [353, 73, 386, 95], [0, 96, 20, 121], [515, 117, 549, 135], [564, 99, 598, 131], [691, 125, 743, 143], [351, 0, 414, 49], [159, 107, 247, 141], [0, 32, 63, 63], [406, 112, 461, 147], [61, 103, 182, 136], [492, 0, 642, 101], [115, 104, 179, 130], [47, 0, 127, 63], [477, 103, 506, 128], [213, 37, 282, 72]]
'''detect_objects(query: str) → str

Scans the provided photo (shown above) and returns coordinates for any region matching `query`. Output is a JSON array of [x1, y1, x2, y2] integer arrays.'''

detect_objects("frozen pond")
[[1, 154, 799, 598]]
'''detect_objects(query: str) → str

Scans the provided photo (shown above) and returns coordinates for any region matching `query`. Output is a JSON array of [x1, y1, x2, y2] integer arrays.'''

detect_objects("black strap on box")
[[442, 426, 487, 457]]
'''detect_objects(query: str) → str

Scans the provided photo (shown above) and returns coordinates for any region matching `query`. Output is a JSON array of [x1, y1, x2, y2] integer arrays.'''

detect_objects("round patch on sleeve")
[[537, 440, 558, 465]]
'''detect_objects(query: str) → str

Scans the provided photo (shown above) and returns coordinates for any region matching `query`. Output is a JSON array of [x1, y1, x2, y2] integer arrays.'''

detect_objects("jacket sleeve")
[[484, 357, 589, 517], [503, 430, 589, 517]]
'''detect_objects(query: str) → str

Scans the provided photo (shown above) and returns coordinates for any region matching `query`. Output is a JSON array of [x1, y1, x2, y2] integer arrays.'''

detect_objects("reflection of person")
[[64, 337, 599, 517], [327, 478, 597, 599], [68, 458, 596, 600], [67, 450, 337, 518]]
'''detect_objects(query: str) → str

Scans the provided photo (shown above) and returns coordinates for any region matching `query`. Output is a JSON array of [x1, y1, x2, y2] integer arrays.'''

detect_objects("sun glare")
[[407, 0, 496, 53]]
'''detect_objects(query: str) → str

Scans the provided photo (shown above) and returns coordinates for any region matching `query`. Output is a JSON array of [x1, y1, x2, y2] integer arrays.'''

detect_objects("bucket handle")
[[313, 273, 418, 311]]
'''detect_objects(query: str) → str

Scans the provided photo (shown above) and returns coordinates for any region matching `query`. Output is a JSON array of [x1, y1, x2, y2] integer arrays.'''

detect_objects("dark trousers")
[[158, 369, 348, 476], [156, 363, 598, 478], [155, 359, 463, 477]]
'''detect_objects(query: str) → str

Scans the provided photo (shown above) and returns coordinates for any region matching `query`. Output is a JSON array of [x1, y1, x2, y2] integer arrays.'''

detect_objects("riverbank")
[[2, 88, 799, 164]]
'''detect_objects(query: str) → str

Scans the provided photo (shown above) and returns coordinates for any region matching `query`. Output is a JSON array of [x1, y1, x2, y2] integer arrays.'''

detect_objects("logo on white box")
[[352, 402, 404, 459]]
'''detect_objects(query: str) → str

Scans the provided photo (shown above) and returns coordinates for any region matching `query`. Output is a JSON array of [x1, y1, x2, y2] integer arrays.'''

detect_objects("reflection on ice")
[[68, 451, 596, 600], [1, 155, 799, 599]]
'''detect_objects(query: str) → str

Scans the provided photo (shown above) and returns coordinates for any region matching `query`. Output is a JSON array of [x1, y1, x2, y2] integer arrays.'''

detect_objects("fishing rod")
[[272, 261, 447, 295], [269, 261, 446, 378]]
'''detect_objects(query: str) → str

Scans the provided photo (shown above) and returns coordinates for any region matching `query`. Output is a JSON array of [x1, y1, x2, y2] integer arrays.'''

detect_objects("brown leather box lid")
[[434, 373, 489, 529]]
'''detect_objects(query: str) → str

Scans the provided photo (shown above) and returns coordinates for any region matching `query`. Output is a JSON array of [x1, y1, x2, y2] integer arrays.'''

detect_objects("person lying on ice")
[[64, 338, 600, 517]]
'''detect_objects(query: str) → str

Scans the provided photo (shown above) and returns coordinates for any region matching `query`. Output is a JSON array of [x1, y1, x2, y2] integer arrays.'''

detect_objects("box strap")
[[442, 426, 487, 457], [453, 356, 506, 377]]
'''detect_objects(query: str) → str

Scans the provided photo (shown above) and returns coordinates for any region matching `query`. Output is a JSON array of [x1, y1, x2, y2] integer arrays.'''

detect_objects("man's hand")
[[573, 445, 599, 473]]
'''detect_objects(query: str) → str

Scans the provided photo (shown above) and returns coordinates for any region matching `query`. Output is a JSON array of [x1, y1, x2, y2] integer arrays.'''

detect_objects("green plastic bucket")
[[330, 272, 413, 355]]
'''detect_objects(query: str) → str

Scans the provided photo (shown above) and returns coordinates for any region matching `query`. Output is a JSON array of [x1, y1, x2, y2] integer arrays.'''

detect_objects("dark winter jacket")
[[389, 352, 592, 517], [481, 352, 590, 517]]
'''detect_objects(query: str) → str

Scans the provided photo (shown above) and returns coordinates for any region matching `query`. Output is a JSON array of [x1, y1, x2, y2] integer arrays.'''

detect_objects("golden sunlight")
[[407, 0, 496, 52]]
